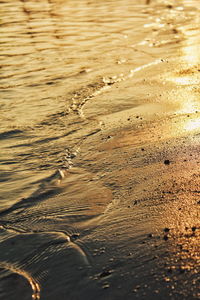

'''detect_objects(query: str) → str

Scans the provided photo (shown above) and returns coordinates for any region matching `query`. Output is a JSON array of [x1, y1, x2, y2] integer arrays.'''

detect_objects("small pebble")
[[163, 235, 169, 241], [99, 270, 112, 278], [102, 284, 110, 289], [71, 233, 80, 240], [164, 160, 170, 165]]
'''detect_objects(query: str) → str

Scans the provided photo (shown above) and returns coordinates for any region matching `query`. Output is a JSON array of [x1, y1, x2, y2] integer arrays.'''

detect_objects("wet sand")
[[0, 0, 200, 299]]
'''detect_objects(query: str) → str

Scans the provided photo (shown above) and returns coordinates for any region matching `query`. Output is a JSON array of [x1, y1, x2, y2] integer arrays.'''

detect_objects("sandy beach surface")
[[0, 0, 199, 299]]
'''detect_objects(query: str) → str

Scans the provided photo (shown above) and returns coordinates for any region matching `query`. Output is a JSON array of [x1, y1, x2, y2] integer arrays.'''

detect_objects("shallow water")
[[0, 0, 200, 299]]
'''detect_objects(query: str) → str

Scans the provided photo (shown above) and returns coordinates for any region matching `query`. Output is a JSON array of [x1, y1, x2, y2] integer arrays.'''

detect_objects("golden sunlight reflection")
[[161, 173, 200, 277], [165, 23, 200, 116], [171, 76, 199, 86], [180, 16, 200, 67], [168, 39, 200, 85], [181, 44, 200, 67], [173, 92, 199, 114], [184, 118, 200, 132]]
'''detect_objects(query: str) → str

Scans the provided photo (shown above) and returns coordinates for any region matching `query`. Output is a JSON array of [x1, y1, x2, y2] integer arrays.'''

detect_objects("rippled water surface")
[[0, 0, 200, 299]]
